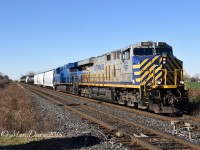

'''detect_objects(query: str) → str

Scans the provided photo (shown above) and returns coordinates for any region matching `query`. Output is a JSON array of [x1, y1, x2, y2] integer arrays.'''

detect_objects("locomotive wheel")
[[127, 100, 135, 107], [118, 99, 125, 105]]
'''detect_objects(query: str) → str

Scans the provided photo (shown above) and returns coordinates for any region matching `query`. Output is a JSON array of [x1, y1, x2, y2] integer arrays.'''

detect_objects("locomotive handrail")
[[152, 69, 184, 86], [174, 69, 183, 85]]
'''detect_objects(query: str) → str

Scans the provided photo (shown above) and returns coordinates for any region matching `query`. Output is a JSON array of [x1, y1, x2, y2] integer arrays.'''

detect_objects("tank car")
[[20, 76, 27, 83], [27, 75, 34, 85]]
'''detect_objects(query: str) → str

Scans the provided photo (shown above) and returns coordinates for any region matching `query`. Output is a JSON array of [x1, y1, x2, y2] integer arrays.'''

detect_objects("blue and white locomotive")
[[33, 41, 188, 113]]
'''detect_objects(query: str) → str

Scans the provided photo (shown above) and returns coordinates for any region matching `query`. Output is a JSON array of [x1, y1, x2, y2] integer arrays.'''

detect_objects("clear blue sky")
[[0, 0, 199, 80]]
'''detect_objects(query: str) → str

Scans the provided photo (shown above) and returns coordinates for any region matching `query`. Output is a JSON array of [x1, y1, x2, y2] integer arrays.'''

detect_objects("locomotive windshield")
[[133, 48, 153, 56], [156, 48, 173, 55]]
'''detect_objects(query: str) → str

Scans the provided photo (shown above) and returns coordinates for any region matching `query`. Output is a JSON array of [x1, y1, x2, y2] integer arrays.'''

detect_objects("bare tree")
[[194, 73, 200, 80], [26, 71, 36, 76], [190, 73, 200, 82], [0, 72, 9, 80], [183, 71, 200, 82], [3, 75, 9, 80], [0, 72, 4, 79]]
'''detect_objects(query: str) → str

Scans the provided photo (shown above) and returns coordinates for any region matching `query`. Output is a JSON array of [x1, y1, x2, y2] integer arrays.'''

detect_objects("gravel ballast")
[[46, 88, 200, 145], [22, 91, 130, 150]]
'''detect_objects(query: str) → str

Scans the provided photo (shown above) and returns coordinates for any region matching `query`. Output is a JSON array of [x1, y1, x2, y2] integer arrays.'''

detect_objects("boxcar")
[[37, 73, 44, 86], [34, 74, 38, 85], [44, 70, 54, 88]]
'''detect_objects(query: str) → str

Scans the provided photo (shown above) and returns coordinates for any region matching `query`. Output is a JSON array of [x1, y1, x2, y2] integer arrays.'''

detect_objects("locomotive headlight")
[[162, 57, 167, 65], [180, 81, 185, 84], [156, 80, 162, 85]]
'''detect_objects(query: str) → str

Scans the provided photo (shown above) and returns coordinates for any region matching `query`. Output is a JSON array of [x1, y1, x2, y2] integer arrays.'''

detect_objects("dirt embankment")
[[189, 89, 200, 97]]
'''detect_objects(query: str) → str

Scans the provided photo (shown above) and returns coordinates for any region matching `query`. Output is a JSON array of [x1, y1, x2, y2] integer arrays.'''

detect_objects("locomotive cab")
[[132, 42, 187, 113]]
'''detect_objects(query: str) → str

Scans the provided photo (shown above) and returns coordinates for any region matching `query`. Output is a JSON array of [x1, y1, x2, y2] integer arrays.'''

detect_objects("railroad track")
[[25, 84, 200, 126], [23, 84, 200, 137], [53, 86, 200, 127], [24, 84, 200, 150]]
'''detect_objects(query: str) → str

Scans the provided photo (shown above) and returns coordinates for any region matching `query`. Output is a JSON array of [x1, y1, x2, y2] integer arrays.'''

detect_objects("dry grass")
[[188, 90, 200, 117], [0, 82, 56, 146], [0, 82, 37, 132], [0, 82, 53, 133]]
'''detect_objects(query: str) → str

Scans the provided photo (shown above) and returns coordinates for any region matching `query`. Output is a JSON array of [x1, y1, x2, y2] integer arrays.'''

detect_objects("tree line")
[[0, 72, 9, 80], [0, 72, 10, 88], [184, 73, 200, 82]]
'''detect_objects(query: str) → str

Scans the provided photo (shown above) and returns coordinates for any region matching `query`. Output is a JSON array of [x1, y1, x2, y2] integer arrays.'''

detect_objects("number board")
[[141, 42, 153, 46]]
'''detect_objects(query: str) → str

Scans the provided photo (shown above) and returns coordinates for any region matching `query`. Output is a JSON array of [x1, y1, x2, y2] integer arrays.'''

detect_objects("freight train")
[[21, 41, 188, 113]]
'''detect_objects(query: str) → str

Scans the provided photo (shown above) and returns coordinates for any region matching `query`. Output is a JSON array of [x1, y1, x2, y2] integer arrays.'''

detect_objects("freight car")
[[20, 75, 34, 84], [32, 41, 188, 113], [34, 72, 45, 87], [20, 76, 27, 83], [34, 70, 54, 88], [27, 75, 34, 84]]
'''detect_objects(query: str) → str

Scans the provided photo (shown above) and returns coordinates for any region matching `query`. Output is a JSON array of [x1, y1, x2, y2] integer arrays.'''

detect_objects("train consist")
[[21, 41, 188, 113]]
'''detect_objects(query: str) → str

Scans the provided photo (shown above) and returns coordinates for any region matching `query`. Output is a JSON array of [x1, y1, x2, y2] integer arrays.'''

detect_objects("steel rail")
[[26, 85, 200, 150], [80, 105, 200, 150], [27, 86, 159, 150]]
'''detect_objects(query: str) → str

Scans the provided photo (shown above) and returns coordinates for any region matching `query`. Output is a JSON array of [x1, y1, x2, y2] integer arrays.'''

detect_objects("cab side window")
[[56, 68, 60, 74], [113, 51, 121, 60], [122, 49, 130, 60], [107, 54, 111, 61]]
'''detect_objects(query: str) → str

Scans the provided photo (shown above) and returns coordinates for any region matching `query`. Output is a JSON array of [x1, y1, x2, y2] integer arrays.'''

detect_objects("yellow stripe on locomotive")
[[133, 54, 184, 88]]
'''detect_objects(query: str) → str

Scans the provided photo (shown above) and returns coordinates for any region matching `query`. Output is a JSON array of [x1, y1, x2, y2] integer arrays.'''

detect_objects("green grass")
[[0, 137, 43, 146], [185, 82, 200, 90]]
